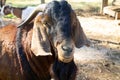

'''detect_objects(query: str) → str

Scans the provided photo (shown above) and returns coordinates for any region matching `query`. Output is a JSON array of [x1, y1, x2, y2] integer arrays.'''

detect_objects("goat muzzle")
[[56, 40, 74, 63]]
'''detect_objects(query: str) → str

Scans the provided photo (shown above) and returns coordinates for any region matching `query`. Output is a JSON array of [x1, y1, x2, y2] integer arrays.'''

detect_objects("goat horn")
[[18, 4, 46, 28]]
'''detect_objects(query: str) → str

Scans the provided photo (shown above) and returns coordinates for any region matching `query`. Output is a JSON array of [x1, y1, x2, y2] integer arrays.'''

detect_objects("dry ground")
[[74, 13, 120, 80], [0, 13, 120, 80]]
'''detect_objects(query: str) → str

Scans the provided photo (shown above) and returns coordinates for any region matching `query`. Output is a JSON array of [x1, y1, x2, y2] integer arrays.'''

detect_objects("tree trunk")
[[101, 0, 108, 14], [40, 0, 45, 4]]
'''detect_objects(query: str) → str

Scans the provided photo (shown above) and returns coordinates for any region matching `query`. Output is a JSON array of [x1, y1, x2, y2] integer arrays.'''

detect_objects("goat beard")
[[50, 58, 77, 80]]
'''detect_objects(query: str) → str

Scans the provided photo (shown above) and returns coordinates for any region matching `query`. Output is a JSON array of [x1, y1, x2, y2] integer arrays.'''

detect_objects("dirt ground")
[[74, 12, 120, 80], [75, 41, 120, 80], [0, 12, 120, 80]]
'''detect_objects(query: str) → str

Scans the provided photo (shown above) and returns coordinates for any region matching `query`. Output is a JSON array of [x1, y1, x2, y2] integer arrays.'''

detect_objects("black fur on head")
[[45, 1, 77, 80], [43, 0, 72, 40]]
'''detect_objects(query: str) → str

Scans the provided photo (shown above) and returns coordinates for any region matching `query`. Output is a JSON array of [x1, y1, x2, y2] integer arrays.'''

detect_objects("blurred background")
[[5, 0, 114, 17]]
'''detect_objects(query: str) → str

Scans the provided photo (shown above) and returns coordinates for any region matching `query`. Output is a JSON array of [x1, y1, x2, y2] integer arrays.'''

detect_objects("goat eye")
[[44, 22, 48, 25], [43, 21, 48, 26], [43, 21, 51, 28]]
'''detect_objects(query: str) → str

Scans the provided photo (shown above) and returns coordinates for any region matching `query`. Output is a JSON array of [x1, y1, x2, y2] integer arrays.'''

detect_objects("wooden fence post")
[[101, 0, 108, 14]]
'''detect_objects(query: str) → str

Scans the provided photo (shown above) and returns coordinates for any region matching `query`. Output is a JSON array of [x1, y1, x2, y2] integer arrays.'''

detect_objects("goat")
[[1, 4, 36, 20], [0, 1, 89, 80]]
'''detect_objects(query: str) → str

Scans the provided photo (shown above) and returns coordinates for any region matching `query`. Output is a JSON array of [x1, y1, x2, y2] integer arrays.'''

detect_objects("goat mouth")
[[56, 40, 75, 63], [57, 47, 74, 63], [58, 54, 73, 63]]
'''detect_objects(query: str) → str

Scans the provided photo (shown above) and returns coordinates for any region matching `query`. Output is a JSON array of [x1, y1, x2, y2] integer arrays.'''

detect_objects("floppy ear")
[[72, 12, 90, 48], [31, 15, 52, 56]]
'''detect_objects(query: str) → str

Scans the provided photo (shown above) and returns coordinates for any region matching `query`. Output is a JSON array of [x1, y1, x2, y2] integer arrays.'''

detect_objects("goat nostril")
[[62, 46, 73, 52]]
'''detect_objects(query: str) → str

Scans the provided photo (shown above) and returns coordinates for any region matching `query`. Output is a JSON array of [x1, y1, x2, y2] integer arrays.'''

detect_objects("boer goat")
[[0, 1, 89, 80], [1, 4, 38, 20]]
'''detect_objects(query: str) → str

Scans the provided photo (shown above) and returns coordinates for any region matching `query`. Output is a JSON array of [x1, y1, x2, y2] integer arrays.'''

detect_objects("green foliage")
[[4, 14, 17, 19]]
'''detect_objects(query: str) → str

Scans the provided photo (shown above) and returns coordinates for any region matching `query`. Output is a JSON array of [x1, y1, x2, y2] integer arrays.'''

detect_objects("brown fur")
[[0, 24, 54, 80], [0, 1, 89, 80], [0, 24, 21, 80]]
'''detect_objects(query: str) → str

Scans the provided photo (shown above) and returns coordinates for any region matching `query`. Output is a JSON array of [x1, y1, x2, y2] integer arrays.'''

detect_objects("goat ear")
[[72, 12, 90, 48], [31, 15, 52, 56]]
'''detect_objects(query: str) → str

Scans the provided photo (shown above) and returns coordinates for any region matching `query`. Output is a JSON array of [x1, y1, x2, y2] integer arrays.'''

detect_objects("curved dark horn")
[[18, 4, 46, 28]]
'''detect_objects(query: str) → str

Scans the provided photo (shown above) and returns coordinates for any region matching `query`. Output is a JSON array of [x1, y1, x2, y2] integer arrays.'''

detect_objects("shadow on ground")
[[74, 39, 120, 80]]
